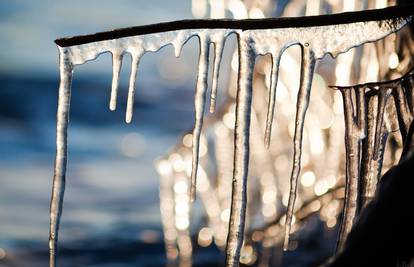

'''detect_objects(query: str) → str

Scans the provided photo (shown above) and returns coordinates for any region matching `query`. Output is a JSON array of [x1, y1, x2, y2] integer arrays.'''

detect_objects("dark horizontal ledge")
[[55, 4, 414, 47], [329, 66, 414, 90]]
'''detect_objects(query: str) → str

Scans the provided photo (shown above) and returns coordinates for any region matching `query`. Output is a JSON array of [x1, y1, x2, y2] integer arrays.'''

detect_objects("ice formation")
[[51, 5, 412, 267], [330, 67, 414, 251]]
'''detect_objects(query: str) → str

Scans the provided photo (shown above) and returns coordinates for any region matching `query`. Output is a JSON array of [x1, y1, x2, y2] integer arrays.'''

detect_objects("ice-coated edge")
[[51, 14, 411, 267]]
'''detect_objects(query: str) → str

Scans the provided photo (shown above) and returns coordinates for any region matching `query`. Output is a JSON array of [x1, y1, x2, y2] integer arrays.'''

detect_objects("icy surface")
[[49, 47, 73, 267], [330, 68, 414, 252], [52, 14, 411, 267], [190, 33, 210, 202], [335, 87, 367, 252]]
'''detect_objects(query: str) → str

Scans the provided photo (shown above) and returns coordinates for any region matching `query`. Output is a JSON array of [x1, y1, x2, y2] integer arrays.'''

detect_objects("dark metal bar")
[[329, 66, 414, 90], [55, 5, 414, 47]]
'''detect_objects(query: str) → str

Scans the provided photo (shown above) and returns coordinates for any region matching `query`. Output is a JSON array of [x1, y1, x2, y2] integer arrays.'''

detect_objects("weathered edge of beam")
[[329, 67, 414, 90], [55, 4, 414, 47]]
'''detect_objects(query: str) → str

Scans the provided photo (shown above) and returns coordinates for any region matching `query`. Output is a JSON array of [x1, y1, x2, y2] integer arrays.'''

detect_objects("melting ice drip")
[[51, 6, 412, 267], [330, 67, 414, 251]]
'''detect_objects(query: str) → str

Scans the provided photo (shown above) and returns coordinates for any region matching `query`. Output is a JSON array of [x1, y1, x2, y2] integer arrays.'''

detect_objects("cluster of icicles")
[[330, 67, 414, 251], [50, 13, 412, 267]]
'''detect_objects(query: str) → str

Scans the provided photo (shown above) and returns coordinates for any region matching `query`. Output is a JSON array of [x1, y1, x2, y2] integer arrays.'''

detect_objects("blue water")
[[0, 74, 202, 266]]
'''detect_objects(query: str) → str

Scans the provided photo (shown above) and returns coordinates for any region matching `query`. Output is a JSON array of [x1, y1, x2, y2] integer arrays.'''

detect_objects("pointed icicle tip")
[[190, 169, 197, 203], [264, 138, 270, 150], [283, 208, 292, 251], [175, 46, 182, 58], [174, 38, 185, 58], [283, 238, 289, 251], [125, 115, 132, 124]]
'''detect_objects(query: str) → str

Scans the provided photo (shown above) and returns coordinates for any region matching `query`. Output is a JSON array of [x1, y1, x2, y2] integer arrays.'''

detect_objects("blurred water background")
[[0, 1, 338, 266], [0, 1, 207, 266]]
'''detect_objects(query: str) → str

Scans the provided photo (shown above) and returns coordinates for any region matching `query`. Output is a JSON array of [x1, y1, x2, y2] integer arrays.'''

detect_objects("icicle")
[[373, 88, 391, 160], [109, 51, 123, 111], [190, 34, 210, 202], [49, 47, 73, 267], [209, 37, 225, 113], [283, 46, 315, 251], [384, 96, 401, 134], [264, 51, 282, 149], [392, 83, 413, 140], [126, 51, 143, 123], [335, 86, 366, 253], [49, 11, 411, 266], [174, 39, 185, 58], [366, 124, 387, 206], [355, 87, 367, 138], [359, 91, 388, 212], [225, 33, 255, 267], [359, 92, 377, 212]]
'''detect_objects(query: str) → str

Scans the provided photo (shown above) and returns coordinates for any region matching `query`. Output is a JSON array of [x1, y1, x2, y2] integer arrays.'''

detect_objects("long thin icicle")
[[283, 46, 315, 251], [126, 51, 143, 123], [109, 51, 123, 111], [49, 47, 73, 267], [264, 50, 282, 148], [190, 34, 210, 202], [336, 86, 366, 253], [225, 33, 254, 267], [393, 83, 413, 140], [373, 88, 391, 159], [359, 91, 388, 211], [359, 92, 377, 212], [210, 38, 225, 113]]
